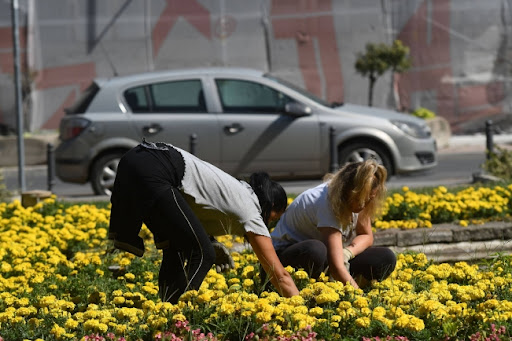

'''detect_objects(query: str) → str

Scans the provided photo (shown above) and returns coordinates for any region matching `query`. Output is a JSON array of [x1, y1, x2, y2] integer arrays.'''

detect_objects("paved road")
[[1, 149, 488, 201], [280, 150, 487, 195]]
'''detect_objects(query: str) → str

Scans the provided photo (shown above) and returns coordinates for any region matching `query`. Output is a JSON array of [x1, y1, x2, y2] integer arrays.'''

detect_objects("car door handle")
[[224, 123, 244, 135], [143, 123, 162, 135]]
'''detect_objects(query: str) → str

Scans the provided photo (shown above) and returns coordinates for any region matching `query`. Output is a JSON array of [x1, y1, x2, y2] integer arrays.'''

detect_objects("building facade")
[[0, 0, 511, 133]]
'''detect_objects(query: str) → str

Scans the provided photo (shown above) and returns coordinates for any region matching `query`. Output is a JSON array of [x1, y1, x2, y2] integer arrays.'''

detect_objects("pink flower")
[[84, 335, 105, 341]]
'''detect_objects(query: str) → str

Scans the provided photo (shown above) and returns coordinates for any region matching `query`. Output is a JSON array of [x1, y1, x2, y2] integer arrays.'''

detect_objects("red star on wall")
[[152, 0, 212, 57]]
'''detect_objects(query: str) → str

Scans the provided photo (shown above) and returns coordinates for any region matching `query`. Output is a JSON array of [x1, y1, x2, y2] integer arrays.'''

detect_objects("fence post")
[[485, 120, 494, 159], [47, 143, 56, 192], [189, 133, 197, 155], [329, 127, 338, 173]]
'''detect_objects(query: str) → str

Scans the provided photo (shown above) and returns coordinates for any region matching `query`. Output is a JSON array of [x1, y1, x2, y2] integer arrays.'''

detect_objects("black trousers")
[[145, 187, 215, 303], [110, 145, 215, 304], [275, 240, 396, 281]]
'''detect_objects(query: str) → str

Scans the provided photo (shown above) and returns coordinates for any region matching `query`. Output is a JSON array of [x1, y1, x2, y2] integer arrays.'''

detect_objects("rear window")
[[65, 82, 100, 114], [124, 86, 150, 112]]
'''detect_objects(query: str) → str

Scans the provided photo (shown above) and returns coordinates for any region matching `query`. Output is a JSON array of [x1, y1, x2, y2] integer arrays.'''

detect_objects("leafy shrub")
[[0, 171, 11, 203], [411, 107, 436, 119], [483, 145, 512, 181]]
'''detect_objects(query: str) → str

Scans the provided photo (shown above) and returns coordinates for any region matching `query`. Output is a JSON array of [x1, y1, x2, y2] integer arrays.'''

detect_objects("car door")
[[125, 77, 221, 166], [214, 77, 321, 178]]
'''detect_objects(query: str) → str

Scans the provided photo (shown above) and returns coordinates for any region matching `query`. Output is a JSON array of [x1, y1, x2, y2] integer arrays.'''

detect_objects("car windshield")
[[263, 74, 341, 108]]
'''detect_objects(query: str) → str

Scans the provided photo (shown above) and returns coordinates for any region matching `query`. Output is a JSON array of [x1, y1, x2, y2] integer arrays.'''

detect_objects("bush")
[[483, 145, 512, 181], [0, 171, 11, 203], [411, 107, 436, 119]]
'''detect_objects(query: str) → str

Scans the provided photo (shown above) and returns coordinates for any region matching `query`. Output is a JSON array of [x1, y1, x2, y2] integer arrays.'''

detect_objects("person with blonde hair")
[[270, 159, 396, 288]]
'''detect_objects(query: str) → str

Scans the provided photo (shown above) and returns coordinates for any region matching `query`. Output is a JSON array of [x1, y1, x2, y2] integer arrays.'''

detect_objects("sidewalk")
[[439, 133, 512, 154]]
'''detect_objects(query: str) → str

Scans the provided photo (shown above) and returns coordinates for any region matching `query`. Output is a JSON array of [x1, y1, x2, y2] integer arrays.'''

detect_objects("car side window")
[[215, 79, 290, 113], [150, 79, 206, 113], [124, 87, 149, 113]]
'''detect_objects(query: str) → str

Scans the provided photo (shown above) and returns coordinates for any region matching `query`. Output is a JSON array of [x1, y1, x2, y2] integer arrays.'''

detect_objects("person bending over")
[[108, 139, 299, 303], [270, 159, 396, 288]]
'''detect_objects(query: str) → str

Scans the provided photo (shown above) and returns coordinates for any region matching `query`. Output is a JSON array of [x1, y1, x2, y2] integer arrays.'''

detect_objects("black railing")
[[47, 143, 56, 192]]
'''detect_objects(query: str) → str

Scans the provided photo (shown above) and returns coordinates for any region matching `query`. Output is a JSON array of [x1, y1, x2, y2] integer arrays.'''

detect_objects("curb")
[[0, 133, 59, 167], [373, 221, 512, 263]]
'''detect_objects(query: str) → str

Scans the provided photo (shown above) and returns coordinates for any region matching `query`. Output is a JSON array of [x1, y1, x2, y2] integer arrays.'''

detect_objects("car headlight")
[[391, 120, 431, 138]]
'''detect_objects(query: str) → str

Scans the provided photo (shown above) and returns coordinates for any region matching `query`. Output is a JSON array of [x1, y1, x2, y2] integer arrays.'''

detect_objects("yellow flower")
[[294, 270, 309, 280], [124, 272, 136, 281], [353, 296, 369, 308], [355, 316, 370, 328], [172, 313, 187, 322], [228, 278, 240, 285], [255, 311, 272, 323], [50, 323, 66, 338], [315, 292, 340, 305], [113, 296, 125, 305], [65, 318, 79, 329], [309, 306, 324, 316], [331, 314, 342, 322], [242, 279, 254, 288]]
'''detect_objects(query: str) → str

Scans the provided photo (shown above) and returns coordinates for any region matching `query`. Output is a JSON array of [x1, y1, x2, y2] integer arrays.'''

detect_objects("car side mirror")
[[285, 102, 312, 117]]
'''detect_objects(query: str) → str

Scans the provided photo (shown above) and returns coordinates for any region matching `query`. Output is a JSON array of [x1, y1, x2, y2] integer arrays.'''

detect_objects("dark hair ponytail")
[[249, 172, 287, 225]]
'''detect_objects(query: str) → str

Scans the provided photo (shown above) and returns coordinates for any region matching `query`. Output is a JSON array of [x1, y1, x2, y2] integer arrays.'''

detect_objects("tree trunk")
[[368, 75, 376, 107], [391, 69, 401, 111]]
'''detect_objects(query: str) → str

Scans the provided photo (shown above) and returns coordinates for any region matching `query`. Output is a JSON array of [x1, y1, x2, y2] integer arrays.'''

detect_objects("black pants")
[[145, 187, 215, 303], [111, 145, 215, 304], [275, 240, 396, 281]]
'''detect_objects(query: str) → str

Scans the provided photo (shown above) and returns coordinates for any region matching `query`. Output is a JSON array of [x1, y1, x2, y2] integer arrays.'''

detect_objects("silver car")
[[55, 67, 437, 195]]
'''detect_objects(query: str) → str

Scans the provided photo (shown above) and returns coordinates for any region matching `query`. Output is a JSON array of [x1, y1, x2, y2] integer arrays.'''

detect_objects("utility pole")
[[11, 0, 26, 192]]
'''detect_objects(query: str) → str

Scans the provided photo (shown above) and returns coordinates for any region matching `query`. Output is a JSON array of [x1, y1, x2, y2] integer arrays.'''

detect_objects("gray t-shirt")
[[177, 146, 270, 238], [271, 182, 357, 249]]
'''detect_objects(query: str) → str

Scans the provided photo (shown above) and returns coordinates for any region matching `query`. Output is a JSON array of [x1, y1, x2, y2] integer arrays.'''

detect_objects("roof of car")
[[95, 67, 266, 86]]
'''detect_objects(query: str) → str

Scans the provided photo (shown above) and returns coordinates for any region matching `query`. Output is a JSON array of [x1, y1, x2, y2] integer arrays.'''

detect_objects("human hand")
[[211, 238, 235, 273]]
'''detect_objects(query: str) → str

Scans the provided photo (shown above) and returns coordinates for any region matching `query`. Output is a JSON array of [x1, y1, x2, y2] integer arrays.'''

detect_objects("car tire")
[[90, 153, 123, 196], [338, 142, 393, 178]]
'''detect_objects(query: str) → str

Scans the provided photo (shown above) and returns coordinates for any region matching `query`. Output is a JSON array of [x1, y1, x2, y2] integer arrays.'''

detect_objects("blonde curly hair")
[[324, 159, 387, 227]]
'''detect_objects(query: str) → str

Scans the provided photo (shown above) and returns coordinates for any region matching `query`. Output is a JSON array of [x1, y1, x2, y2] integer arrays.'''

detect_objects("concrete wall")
[[0, 0, 511, 134]]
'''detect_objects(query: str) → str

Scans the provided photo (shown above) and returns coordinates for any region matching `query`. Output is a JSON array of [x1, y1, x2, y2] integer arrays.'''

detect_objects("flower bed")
[[376, 185, 512, 229], [0, 184, 511, 340]]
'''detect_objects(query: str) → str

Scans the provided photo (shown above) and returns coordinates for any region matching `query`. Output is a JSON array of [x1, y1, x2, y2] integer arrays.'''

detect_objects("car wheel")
[[90, 153, 123, 196], [338, 142, 393, 178]]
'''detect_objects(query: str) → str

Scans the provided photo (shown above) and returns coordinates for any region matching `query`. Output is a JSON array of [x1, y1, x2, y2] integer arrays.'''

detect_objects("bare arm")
[[344, 212, 374, 257], [245, 232, 300, 297], [319, 227, 359, 288]]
